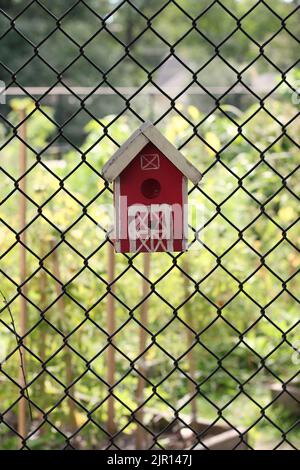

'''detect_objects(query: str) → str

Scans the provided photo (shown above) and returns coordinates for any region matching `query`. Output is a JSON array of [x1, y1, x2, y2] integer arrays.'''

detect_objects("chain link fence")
[[0, 0, 299, 450]]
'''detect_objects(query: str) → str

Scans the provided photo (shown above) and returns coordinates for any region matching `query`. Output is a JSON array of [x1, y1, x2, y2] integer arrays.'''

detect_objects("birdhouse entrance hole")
[[141, 178, 161, 199]]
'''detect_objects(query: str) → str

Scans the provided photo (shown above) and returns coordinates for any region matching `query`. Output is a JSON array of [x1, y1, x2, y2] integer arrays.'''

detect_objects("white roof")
[[102, 121, 202, 184]]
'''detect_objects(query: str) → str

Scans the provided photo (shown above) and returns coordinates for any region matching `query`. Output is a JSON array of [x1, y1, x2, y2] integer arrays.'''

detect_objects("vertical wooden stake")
[[135, 252, 151, 449], [107, 240, 116, 436], [50, 239, 77, 433], [18, 108, 28, 443], [38, 241, 47, 434], [182, 256, 197, 423]]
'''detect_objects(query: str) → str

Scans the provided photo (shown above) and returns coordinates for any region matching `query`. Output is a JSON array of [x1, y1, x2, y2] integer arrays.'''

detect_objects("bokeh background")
[[0, 0, 299, 450]]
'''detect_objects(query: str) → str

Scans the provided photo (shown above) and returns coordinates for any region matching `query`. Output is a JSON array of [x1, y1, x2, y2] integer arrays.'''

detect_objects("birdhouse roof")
[[102, 122, 202, 185]]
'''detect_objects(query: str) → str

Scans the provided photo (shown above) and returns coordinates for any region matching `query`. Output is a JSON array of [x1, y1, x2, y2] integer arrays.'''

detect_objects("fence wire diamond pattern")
[[0, 0, 299, 450]]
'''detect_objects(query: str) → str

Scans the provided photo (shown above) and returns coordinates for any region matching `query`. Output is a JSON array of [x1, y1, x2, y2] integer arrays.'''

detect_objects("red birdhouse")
[[102, 122, 201, 253]]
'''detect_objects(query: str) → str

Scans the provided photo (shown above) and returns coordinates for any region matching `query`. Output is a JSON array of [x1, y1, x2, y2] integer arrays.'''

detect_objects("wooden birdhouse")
[[102, 122, 201, 253]]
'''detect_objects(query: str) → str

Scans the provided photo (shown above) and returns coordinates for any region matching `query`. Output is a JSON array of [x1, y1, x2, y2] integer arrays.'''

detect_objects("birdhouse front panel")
[[114, 142, 188, 253]]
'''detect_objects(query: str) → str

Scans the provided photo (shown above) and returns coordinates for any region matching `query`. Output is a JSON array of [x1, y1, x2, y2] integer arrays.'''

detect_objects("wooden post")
[[50, 239, 77, 433], [182, 256, 197, 423], [38, 241, 47, 434], [18, 108, 28, 443], [107, 240, 116, 436], [135, 252, 150, 449]]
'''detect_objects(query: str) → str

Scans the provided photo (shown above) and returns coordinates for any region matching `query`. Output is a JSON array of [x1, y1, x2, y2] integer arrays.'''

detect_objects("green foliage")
[[0, 0, 299, 449], [1, 0, 299, 144], [0, 90, 299, 449]]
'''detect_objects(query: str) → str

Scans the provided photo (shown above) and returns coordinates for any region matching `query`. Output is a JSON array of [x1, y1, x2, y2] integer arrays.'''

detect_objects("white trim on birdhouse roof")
[[102, 121, 202, 185]]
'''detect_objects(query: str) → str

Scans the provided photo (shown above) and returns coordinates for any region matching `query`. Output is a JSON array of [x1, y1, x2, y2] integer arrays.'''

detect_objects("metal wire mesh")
[[0, 0, 299, 450]]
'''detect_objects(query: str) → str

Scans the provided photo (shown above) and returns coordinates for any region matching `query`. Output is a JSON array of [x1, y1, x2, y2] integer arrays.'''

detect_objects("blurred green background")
[[0, 0, 299, 450]]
